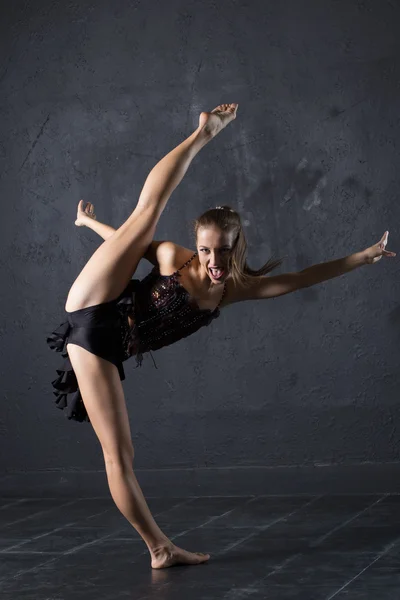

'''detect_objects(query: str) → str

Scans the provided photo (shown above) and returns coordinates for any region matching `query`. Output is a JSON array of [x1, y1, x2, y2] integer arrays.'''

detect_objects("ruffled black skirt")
[[46, 279, 143, 423]]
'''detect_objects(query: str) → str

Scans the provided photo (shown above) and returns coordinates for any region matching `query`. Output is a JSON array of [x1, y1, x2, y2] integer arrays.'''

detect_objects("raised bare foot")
[[199, 103, 238, 137], [75, 199, 96, 227], [151, 542, 210, 569]]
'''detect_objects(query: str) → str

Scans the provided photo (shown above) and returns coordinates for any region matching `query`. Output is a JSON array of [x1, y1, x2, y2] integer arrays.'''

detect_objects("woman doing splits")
[[47, 103, 396, 569]]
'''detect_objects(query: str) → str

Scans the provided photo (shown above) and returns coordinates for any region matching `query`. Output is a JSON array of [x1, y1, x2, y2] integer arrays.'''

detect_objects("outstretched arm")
[[232, 231, 395, 302]]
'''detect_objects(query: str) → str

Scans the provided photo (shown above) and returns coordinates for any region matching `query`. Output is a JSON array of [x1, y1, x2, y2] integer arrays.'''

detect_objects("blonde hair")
[[193, 206, 285, 287]]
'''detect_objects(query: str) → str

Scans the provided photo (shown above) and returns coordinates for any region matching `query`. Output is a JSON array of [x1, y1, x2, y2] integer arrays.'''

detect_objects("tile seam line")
[[0, 497, 196, 583], [222, 493, 390, 599], [67, 496, 258, 557], [7, 460, 400, 473], [58, 497, 199, 556], [0, 499, 27, 511], [218, 494, 322, 555], [312, 493, 388, 546], [325, 535, 400, 599], [148, 496, 259, 549], [0, 504, 116, 554], [0, 498, 84, 531]]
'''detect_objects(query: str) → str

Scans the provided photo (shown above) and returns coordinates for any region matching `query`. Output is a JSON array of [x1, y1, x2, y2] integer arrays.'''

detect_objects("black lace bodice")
[[122, 252, 226, 366]]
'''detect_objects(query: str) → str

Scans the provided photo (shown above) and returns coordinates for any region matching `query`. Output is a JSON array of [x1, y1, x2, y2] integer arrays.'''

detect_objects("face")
[[196, 226, 236, 284]]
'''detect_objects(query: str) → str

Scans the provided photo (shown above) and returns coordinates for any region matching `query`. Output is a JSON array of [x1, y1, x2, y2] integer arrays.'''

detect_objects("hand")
[[75, 199, 97, 227], [363, 231, 396, 264]]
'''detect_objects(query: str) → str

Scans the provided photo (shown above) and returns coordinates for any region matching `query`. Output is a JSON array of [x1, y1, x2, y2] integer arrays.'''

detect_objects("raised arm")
[[231, 231, 395, 303]]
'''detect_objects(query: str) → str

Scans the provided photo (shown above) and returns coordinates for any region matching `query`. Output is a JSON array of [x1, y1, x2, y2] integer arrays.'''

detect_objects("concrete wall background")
[[1, 0, 399, 477]]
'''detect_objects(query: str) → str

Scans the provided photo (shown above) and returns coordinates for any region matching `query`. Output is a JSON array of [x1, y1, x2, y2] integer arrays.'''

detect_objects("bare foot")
[[151, 542, 210, 569], [199, 103, 238, 137], [75, 199, 97, 227]]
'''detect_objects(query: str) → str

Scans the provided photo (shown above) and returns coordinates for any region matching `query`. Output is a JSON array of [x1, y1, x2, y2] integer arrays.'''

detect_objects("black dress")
[[46, 253, 226, 423]]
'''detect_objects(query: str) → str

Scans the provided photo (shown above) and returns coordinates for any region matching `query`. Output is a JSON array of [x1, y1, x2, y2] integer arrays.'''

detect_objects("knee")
[[103, 443, 135, 472]]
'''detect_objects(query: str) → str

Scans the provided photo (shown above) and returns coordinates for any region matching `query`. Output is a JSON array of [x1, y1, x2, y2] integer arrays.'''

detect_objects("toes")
[[195, 552, 210, 560]]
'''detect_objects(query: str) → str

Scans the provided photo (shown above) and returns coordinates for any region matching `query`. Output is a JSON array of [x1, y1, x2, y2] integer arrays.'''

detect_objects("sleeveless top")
[[46, 251, 226, 422], [121, 252, 227, 368]]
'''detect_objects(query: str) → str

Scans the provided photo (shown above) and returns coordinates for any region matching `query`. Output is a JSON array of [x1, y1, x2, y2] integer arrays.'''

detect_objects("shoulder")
[[143, 240, 195, 274], [219, 277, 247, 308]]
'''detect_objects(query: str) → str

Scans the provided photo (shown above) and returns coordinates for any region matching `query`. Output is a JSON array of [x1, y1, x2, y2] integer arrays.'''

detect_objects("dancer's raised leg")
[[67, 343, 210, 568], [66, 104, 238, 312]]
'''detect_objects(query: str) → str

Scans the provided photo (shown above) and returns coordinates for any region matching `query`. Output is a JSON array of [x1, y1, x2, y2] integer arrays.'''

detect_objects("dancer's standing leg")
[[64, 104, 238, 568], [67, 344, 206, 568]]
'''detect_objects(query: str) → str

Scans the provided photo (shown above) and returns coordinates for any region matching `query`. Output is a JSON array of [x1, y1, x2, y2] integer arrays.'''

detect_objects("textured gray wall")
[[1, 0, 399, 476]]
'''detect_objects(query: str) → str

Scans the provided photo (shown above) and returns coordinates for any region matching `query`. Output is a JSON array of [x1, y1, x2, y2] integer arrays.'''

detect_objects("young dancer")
[[47, 103, 395, 569]]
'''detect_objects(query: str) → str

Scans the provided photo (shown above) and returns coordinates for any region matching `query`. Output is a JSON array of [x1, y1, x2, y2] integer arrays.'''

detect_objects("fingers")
[[380, 231, 396, 256], [378, 231, 390, 252]]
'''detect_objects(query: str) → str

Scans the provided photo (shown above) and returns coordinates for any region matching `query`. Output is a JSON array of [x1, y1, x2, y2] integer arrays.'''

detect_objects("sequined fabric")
[[122, 252, 226, 367], [46, 252, 226, 422]]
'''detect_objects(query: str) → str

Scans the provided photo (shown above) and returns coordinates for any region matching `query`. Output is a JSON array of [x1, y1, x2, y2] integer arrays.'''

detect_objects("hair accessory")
[[215, 206, 235, 212]]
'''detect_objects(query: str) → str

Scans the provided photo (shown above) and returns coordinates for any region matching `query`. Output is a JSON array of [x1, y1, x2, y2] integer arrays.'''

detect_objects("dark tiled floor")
[[0, 494, 400, 599]]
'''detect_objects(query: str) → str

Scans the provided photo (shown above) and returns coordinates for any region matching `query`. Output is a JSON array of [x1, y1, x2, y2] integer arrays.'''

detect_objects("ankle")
[[75, 214, 91, 228], [197, 123, 216, 140], [148, 538, 174, 554], [191, 124, 215, 146]]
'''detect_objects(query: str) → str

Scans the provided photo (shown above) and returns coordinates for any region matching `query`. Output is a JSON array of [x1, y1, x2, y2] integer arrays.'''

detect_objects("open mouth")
[[209, 267, 225, 280]]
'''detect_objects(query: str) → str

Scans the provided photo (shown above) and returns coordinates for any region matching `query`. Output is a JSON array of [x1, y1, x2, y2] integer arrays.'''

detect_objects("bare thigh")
[[67, 343, 134, 463], [65, 205, 158, 312]]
